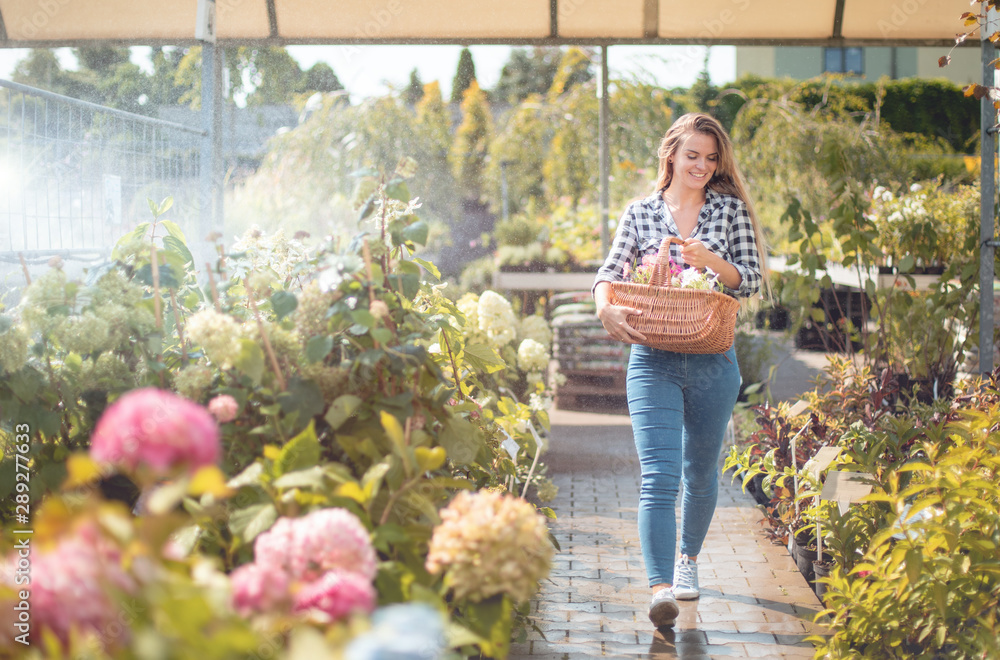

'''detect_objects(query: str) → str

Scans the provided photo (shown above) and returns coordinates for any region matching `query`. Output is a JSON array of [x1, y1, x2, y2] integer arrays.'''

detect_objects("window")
[[824, 47, 863, 75]]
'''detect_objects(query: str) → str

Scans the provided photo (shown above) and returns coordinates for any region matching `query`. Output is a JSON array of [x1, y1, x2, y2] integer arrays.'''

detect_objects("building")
[[736, 46, 980, 84]]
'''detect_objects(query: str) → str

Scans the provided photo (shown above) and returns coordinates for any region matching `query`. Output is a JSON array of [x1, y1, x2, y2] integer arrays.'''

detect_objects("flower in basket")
[[425, 490, 553, 603], [624, 254, 683, 285], [89, 387, 221, 477], [679, 266, 724, 292]]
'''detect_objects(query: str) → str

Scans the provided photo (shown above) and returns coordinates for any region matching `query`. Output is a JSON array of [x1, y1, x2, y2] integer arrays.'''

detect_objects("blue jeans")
[[626, 344, 741, 587]]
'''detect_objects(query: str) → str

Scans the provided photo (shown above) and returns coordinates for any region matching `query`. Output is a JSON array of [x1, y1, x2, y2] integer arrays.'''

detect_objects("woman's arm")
[[594, 281, 647, 344]]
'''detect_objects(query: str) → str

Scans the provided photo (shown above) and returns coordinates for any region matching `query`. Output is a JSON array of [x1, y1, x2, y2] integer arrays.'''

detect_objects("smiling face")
[[669, 132, 719, 193]]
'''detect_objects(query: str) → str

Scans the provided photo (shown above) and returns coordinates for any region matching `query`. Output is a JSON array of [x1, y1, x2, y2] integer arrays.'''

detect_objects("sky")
[[0, 44, 736, 100]]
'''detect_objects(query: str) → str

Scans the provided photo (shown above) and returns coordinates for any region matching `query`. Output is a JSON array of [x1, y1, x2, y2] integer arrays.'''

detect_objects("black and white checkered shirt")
[[594, 190, 762, 298]]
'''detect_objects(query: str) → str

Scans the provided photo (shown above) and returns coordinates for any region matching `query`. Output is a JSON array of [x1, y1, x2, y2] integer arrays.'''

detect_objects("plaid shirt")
[[594, 190, 762, 298]]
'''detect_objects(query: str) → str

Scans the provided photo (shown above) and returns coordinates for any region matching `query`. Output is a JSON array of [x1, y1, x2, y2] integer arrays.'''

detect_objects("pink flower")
[[89, 388, 220, 475], [291, 569, 375, 621], [4, 525, 135, 648], [255, 509, 378, 582], [641, 254, 657, 266], [230, 562, 290, 615], [208, 394, 239, 423]]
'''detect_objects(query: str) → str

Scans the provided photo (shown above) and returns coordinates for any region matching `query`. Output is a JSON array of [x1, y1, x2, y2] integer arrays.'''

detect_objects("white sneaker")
[[672, 555, 700, 600], [648, 589, 679, 628]]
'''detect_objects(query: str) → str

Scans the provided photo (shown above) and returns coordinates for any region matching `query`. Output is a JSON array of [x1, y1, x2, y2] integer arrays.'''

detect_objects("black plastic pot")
[[813, 560, 833, 600], [789, 531, 816, 584], [745, 473, 770, 507]]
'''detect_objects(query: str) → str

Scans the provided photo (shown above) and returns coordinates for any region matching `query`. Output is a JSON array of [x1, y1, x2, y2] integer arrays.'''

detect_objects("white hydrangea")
[[456, 293, 480, 336], [518, 315, 552, 348], [528, 393, 553, 412], [185, 309, 243, 369], [478, 291, 517, 348], [517, 339, 550, 373]]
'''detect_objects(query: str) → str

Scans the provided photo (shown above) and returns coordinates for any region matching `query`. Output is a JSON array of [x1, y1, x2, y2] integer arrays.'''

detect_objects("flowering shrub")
[[0, 179, 555, 658], [426, 490, 554, 604], [2, 523, 135, 648], [89, 388, 221, 478], [253, 509, 378, 583]]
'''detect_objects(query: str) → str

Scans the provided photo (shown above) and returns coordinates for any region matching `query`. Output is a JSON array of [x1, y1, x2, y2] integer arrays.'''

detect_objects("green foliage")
[[812, 398, 1000, 659], [449, 80, 493, 203], [492, 47, 561, 104], [450, 47, 476, 104], [0, 180, 558, 658]]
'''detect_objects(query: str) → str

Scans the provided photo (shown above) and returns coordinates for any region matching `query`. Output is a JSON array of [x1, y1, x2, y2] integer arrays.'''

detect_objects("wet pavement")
[[511, 407, 827, 659]]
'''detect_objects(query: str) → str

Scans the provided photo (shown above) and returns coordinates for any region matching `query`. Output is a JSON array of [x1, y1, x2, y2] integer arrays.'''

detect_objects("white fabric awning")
[[0, 0, 977, 47]]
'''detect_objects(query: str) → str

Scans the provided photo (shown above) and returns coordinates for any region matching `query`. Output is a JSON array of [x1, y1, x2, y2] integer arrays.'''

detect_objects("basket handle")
[[649, 237, 684, 287]]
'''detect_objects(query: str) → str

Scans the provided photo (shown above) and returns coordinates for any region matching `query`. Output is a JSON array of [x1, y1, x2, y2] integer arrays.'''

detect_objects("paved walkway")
[[511, 408, 827, 659]]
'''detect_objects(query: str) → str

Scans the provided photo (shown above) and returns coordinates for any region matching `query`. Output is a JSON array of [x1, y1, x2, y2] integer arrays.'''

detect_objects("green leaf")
[[898, 254, 915, 273], [439, 416, 483, 465], [279, 379, 325, 421], [325, 394, 363, 430], [464, 343, 506, 374], [905, 547, 923, 584], [401, 220, 429, 246], [273, 466, 326, 490], [412, 257, 440, 280], [270, 291, 298, 320], [228, 503, 278, 543], [234, 338, 266, 384], [386, 180, 410, 203], [160, 219, 187, 242], [305, 335, 334, 364], [352, 309, 376, 329], [275, 421, 321, 476]]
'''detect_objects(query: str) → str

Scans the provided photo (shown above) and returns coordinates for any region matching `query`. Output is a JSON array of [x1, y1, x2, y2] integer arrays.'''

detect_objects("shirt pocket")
[[701, 235, 728, 259], [639, 236, 666, 260]]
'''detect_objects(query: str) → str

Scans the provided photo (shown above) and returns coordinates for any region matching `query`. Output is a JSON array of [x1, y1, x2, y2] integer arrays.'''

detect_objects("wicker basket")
[[609, 237, 740, 354]]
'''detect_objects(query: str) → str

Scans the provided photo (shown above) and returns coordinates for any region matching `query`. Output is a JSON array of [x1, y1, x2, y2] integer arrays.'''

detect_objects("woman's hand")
[[597, 303, 646, 344], [593, 280, 647, 344], [681, 238, 743, 291], [679, 238, 715, 270]]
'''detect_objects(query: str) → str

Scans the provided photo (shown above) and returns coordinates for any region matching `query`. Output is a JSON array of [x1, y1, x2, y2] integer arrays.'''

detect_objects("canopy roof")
[[0, 0, 976, 48]]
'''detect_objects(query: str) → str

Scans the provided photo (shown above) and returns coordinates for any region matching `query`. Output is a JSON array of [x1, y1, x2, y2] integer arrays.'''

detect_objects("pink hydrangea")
[[89, 388, 220, 475], [5, 525, 135, 648], [291, 569, 375, 621], [254, 509, 378, 582], [230, 562, 290, 616], [208, 394, 240, 423]]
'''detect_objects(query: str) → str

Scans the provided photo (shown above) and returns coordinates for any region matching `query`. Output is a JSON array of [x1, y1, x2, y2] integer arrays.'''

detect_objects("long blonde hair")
[[655, 113, 771, 302]]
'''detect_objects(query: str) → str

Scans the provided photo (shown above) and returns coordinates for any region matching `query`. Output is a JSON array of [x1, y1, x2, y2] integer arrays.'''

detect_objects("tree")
[[11, 49, 71, 93], [485, 95, 549, 216], [234, 47, 305, 105], [415, 81, 452, 157], [303, 62, 344, 94], [450, 47, 476, 104], [689, 49, 717, 115], [547, 47, 595, 100], [543, 82, 598, 208], [449, 80, 493, 202], [403, 68, 424, 106], [148, 47, 186, 107], [73, 46, 130, 73], [492, 47, 561, 104]]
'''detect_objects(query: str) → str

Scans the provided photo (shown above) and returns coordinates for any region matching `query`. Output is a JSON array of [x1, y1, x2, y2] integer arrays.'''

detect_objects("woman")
[[592, 113, 769, 629]]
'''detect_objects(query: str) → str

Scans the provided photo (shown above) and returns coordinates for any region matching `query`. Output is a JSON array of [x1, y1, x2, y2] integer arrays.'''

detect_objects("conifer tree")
[[449, 80, 493, 202], [450, 48, 476, 104]]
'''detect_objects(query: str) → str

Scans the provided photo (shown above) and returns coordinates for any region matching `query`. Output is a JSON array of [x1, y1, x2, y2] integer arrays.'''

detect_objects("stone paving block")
[[704, 629, 778, 646]]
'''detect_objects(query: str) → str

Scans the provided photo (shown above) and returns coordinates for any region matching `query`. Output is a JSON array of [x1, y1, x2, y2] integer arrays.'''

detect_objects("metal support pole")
[[598, 45, 610, 259], [199, 42, 224, 263], [980, 3, 998, 376]]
